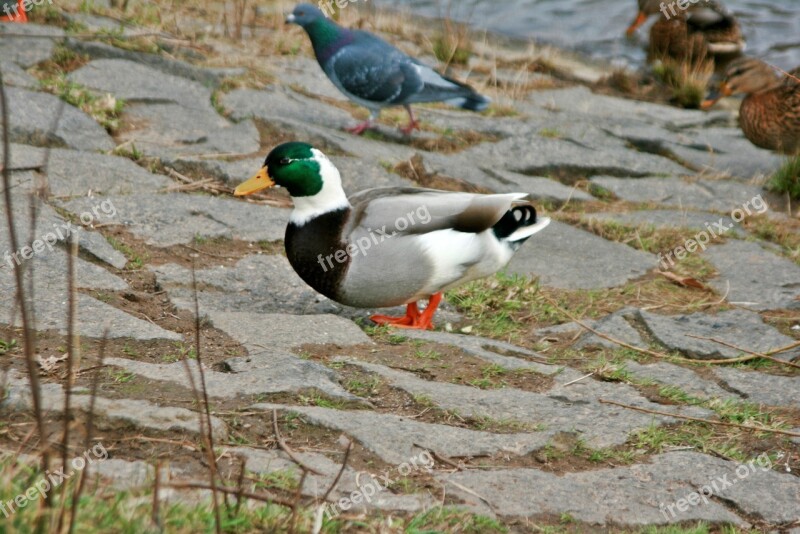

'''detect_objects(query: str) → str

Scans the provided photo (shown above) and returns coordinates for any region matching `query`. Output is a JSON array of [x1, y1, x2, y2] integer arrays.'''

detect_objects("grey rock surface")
[[0, 23, 64, 68], [712, 367, 800, 407], [341, 360, 712, 448], [441, 451, 799, 525], [5, 87, 115, 151], [60, 193, 289, 247], [252, 404, 554, 465], [574, 308, 645, 349], [105, 352, 358, 401], [641, 309, 800, 360], [506, 221, 656, 289], [590, 176, 766, 212], [2, 372, 225, 437], [704, 240, 800, 311], [622, 361, 734, 400]]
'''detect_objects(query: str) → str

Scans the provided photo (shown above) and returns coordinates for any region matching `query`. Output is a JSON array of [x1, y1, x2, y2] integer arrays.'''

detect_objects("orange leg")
[[370, 302, 420, 327], [370, 293, 442, 331]]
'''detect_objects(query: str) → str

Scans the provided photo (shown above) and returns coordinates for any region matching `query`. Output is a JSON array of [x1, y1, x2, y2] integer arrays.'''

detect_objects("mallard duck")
[[702, 58, 800, 154], [285, 3, 489, 135], [626, 0, 744, 62], [234, 142, 550, 329]]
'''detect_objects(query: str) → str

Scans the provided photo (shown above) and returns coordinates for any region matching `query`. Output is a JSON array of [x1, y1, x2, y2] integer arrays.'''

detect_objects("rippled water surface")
[[370, 0, 800, 70]]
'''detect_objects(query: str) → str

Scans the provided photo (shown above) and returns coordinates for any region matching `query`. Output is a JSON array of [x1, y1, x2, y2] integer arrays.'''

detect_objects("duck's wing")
[[345, 187, 530, 237]]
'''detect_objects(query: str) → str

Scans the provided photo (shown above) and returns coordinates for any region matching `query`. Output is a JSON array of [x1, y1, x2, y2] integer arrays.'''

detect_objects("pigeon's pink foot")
[[345, 121, 373, 135], [400, 119, 420, 135]]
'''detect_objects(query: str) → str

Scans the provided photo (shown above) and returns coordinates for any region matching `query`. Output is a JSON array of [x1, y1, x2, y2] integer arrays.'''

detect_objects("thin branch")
[[0, 62, 50, 499], [598, 399, 800, 437], [189, 264, 223, 532], [272, 409, 324, 476], [152, 461, 162, 530], [166, 480, 296, 508], [57, 236, 79, 534], [321, 439, 352, 503], [685, 335, 800, 369]]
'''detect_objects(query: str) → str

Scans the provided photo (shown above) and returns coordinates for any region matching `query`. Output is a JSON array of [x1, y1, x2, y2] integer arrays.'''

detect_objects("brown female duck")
[[703, 58, 800, 154], [626, 0, 745, 62]]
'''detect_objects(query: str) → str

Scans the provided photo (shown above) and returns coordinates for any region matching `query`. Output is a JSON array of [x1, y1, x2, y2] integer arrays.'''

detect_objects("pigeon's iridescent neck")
[[306, 19, 353, 64]]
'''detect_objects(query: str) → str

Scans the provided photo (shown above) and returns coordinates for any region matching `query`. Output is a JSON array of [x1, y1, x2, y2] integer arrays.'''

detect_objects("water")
[[370, 0, 800, 71]]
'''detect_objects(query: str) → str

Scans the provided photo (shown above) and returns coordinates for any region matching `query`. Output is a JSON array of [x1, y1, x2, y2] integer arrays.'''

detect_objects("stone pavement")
[[0, 14, 797, 531]]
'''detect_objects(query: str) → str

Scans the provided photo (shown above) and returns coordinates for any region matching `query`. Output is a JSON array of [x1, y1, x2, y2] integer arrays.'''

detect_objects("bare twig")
[[152, 461, 162, 530], [272, 409, 324, 476], [233, 456, 247, 516], [560, 371, 595, 387], [598, 399, 800, 437], [0, 63, 50, 507], [685, 335, 800, 369], [321, 439, 353, 503], [67, 328, 109, 534], [190, 264, 224, 532], [57, 236, 79, 534], [166, 481, 296, 508]]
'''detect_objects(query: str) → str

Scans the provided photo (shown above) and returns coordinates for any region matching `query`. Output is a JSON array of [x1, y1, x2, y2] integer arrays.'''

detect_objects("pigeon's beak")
[[626, 11, 648, 37], [285, 13, 296, 24], [235, 167, 275, 196]]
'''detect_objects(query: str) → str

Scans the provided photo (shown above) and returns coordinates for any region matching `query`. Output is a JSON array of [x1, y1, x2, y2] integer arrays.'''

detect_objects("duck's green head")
[[235, 142, 325, 198]]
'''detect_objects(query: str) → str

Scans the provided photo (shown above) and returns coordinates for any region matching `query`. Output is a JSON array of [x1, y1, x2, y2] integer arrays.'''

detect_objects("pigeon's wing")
[[326, 37, 423, 105]]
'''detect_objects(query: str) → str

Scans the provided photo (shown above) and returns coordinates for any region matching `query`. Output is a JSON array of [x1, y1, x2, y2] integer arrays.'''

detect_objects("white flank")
[[289, 148, 350, 226], [414, 229, 513, 295]]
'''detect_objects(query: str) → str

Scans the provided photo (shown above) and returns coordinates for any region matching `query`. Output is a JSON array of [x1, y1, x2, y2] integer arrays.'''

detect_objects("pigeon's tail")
[[441, 76, 491, 112], [445, 91, 491, 112]]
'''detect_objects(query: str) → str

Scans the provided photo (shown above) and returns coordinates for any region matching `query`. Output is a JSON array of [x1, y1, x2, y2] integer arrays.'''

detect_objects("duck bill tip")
[[234, 168, 275, 196]]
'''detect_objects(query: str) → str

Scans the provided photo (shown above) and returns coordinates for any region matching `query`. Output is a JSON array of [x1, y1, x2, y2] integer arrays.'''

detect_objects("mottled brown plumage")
[[627, 0, 744, 64], [712, 58, 800, 154]]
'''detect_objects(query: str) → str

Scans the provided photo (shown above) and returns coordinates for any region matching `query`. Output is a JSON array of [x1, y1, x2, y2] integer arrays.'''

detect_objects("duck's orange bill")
[[234, 167, 275, 196], [700, 83, 731, 110], [626, 11, 648, 36]]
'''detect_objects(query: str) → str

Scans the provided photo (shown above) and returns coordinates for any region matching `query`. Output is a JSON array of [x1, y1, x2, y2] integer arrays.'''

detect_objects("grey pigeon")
[[286, 3, 490, 135]]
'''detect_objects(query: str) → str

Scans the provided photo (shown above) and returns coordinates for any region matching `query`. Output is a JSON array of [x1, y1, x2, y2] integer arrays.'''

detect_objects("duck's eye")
[[297, 10, 305, 16], [279, 158, 291, 165]]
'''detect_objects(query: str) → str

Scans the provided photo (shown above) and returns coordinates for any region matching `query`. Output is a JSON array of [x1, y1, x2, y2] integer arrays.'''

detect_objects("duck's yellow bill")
[[235, 168, 275, 196]]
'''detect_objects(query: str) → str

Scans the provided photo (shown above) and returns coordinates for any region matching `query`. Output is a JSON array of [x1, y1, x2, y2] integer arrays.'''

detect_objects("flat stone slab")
[[252, 404, 554, 465], [622, 361, 734, 401], [4, 87, 115, 151], [440, 451, 799, 526], [590, 176, 767, 213], [704, 240, 800, 311], [640, 309, 799, 360], [478, 169, 594, 201], [230, 446, 434, 514], [574, 308, 646, 349], [59, 193, 289, 247], [506, 221, 656, 289], [583, 209, 747, 237], [712, 367, 800, 407], [1, 60, 38, 89], [69, 59, 214, 111], [105, 351, 358, 401], [2, 372, 226, 438], [65, 39, 245, 88], [400, 329, 559, 373], [4, 144, 172, 197], [0, 199, 179, 340], [207, 311, 372, 351], [341, 360, 712, 448], [0, 23, 64, 68]]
